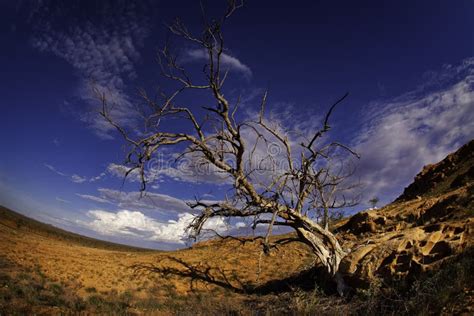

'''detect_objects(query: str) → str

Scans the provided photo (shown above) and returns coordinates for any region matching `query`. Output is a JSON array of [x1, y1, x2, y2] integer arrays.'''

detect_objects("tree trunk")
[[323, 205, 329, 231], [294, 217, 348, 296]]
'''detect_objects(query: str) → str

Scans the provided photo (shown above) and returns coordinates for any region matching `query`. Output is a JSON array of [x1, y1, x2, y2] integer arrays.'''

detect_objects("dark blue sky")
[[0, 0, 473, 249]]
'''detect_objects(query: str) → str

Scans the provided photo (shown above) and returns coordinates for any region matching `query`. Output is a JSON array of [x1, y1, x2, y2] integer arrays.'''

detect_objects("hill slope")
[[0, 206, 153, 252]]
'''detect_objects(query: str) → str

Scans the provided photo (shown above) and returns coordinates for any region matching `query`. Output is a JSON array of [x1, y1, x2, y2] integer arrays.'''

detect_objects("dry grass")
[[0, 206, 316, 314], [1, 204, 473, 315]]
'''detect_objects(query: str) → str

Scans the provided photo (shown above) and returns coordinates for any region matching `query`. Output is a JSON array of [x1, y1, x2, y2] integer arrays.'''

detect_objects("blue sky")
[[0, 0, 473, 249]]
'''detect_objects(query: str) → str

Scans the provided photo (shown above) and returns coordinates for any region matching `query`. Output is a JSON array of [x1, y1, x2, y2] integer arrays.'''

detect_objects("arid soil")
[[0, 206, 315, 314]]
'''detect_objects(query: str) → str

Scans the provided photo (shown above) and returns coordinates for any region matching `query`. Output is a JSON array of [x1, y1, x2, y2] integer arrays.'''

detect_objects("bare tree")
[[98, 1, 359, 295], [369, 197, 379, 209]]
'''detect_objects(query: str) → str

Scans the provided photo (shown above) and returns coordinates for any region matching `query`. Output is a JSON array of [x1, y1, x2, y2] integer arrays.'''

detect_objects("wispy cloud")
[[44, 163, 106, 184], [107, 161, 230, 186], [76, 188, 191, 215], [89, 173, 107, 182], [29, 1, 150, 139], [184, 48, 252, 78], [55, 197, 70, 204], [354, 57, 474, 203], [76, 193, 112, 204], [44, 163, 67, 177]]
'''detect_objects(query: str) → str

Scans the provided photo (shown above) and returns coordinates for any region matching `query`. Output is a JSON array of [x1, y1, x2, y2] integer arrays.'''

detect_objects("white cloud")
[[83, 209, 228, 243], [71, 174, 87, 183], [185, 48, 252, 78], [354, 57, 474, 203]]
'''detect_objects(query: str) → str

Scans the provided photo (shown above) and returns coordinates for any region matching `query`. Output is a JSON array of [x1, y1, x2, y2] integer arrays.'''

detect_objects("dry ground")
[[0, 206, 318, 314], [1, 202, 472, 315]]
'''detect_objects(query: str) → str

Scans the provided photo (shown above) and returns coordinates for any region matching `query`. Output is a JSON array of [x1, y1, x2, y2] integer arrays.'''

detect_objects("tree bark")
[[294, 217, 347, 296]]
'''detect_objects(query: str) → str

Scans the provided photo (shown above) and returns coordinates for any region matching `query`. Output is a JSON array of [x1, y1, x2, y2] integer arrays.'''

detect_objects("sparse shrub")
[[135, 296, 162, 311], [120, 290, 133, 304], [38, 291, 66, 307], [86, 292, 131, 314], [72, 297, 87, 311], [34, 265, 46, 286], [87, 294, 105, 307], [16, 219, 25, 229], [0, 272, 11, 284], [48, 282, 64, 295]]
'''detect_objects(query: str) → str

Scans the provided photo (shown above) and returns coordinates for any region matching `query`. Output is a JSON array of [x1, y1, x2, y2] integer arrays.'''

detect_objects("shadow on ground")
[[130, 256, 339, 296]]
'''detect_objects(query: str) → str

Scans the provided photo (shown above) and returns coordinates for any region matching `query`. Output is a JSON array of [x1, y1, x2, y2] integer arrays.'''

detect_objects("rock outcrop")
[[339, 140, 474, 287]]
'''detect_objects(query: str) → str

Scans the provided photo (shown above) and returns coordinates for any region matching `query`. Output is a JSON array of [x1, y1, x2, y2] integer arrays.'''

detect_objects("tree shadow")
[[252, 265, 338, 295], [130, 256, 251, 294], [130, 256, 338, 296]]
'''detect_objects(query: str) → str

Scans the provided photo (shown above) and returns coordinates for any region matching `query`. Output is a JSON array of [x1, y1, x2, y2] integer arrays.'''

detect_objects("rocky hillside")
[[339, 139, 474, 289], [397, 140, 474, 201]]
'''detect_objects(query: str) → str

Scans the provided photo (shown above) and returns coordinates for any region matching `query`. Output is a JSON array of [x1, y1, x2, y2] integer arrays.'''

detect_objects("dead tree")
[[99, 1, 359, 295]]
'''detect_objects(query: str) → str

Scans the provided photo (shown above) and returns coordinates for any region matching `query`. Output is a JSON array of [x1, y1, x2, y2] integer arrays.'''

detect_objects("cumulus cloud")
[[185, 48, 252, 78], [83, 209, 228, 243], [355, 57, 474, 203]]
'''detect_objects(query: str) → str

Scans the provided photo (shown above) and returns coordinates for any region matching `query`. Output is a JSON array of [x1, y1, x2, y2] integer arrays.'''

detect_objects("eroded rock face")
[[340, 202, 472, 287], [339, 140, 474, 287]]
